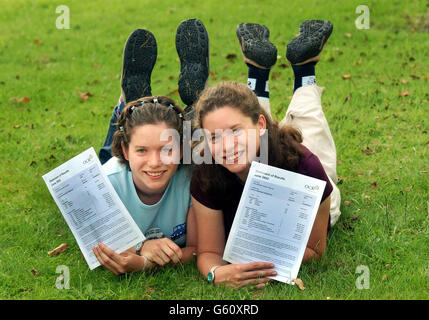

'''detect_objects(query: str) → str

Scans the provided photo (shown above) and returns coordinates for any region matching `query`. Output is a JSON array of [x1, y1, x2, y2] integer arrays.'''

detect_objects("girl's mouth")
[[143, 170, 167, 180], [224, 150, 245, 163]]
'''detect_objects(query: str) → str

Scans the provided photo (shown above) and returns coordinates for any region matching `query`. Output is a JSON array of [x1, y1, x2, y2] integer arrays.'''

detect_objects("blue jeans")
[[99, 101, 125, 165]]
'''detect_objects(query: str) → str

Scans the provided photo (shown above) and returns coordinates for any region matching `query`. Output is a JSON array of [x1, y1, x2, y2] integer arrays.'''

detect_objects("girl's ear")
[[121, 141, 129, 161], [257, 114, 267, 136]]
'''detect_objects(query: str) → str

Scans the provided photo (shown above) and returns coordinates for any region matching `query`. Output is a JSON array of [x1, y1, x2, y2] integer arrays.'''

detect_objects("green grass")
[[0, 0, 427, 300]]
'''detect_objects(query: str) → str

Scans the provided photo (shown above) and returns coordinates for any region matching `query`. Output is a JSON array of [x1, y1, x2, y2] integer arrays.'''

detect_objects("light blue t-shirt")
[[102, 157, 192, 247]]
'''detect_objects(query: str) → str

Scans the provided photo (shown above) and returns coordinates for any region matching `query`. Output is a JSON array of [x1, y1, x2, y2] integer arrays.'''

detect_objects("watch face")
[[208, 272, 214, 281], [136, 242, 142, 252]]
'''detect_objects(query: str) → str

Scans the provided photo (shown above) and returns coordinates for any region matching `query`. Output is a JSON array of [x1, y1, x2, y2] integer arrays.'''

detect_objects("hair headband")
[[138, 99, 183, 118], [119, 98, 183, 132]]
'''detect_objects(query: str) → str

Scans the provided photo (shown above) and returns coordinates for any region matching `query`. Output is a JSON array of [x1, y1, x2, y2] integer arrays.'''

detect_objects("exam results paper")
[[43, 147, 145, 270], [223, 161, 326, 284]]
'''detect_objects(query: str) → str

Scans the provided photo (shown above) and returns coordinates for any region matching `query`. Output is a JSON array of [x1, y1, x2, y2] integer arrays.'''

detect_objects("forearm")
[[181, 246, 197, 263], [302, 246, 323, 263], [124, 245, 153, 271], [197, 252, 228, 278]]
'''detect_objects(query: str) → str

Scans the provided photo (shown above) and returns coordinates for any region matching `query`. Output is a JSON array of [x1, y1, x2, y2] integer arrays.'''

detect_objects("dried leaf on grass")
[[10, 97, 30, 104], [168, 89, 179, 96], [31, 269, 40, 277], [48, 243, 68, 256], [344, 216, 359, 222], [225, 53, 237, 61], [292, 278, 305, 290], [362, 147, 374, 155], [79, 91, 93, 102]]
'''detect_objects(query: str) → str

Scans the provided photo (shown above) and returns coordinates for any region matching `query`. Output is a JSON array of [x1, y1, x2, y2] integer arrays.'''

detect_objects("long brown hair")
[[192, 81, 304, 196], [111, 95, 186, 166]]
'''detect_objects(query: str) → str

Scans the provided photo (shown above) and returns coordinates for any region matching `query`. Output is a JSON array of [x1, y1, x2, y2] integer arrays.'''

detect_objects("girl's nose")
[[222, 134, 238, 152], [147, 151, 162, 167]]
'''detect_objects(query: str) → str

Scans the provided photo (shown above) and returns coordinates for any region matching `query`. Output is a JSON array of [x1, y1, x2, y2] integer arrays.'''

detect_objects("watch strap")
[[135, 240, 144, 255], [207, 265, 220, 282]]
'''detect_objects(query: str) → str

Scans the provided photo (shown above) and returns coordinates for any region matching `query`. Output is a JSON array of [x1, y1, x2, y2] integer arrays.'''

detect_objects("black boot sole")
[[286, 20, 333, 65], [176, 18, 209, 107], [236, 23, 277, 68], [121, 29, 157, 103]]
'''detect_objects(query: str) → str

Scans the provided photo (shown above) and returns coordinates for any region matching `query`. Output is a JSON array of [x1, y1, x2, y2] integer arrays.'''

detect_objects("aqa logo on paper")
[[82, 154, 94, 165], [304, 184, 319, 191]]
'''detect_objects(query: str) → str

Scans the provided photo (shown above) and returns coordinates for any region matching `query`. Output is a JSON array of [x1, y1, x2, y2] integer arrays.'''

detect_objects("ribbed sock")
[[292, 62, 316, 92], [247, 63, 270, 99]]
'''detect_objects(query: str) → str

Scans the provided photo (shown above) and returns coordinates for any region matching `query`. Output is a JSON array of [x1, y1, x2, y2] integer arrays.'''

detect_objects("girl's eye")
[[137, 149, 146, 153], [233, 128, 242, 135]]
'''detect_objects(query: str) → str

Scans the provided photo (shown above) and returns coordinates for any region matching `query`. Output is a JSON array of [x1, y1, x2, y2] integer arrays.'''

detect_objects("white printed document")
[[223, 161, 326, 284], [43, 147, 145, 270]]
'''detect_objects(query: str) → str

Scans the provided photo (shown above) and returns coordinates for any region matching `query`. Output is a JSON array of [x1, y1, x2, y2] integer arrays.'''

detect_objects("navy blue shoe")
[[121, 29, 157, 103], [176, 18, 209, 107], [286, 20, 333, 65]]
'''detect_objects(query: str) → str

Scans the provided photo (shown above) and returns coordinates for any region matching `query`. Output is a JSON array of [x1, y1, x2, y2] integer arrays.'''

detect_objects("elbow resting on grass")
[[302, 195, 331, 263]]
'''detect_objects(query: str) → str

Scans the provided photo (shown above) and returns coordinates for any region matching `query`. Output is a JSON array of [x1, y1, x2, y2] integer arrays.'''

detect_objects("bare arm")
[[192, 196, 228, 277], [302, 195, 331, 263], [93, 203, 197, 273], [193, 196, 276, 288], [180, 205, 197, 262]]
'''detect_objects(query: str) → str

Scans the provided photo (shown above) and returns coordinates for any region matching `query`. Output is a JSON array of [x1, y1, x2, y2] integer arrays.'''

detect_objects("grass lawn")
[[0, 0, 427, 300]]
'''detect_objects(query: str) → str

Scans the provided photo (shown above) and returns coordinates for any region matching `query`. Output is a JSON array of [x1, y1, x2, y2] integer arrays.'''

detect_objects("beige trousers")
[[259, 85, 341, 226]]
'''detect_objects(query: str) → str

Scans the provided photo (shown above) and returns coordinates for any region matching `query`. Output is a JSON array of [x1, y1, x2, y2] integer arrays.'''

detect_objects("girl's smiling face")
[[122, 122, 180, 199], [202, 105, 266, 180]]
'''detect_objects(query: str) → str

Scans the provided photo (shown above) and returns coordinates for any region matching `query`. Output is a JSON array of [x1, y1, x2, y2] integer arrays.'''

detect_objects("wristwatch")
[[207, 265, 220, 282], [135, 241, 150, 270], [135, 241, 144, 255]]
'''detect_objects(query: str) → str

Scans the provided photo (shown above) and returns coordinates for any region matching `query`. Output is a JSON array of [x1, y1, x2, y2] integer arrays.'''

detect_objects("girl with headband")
[[93, 19, 209, 275]]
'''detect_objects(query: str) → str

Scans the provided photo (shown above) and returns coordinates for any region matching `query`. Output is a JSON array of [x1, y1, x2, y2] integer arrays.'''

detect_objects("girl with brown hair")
[[92, 19, 209, 275], [191, 21, 341, 288]]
